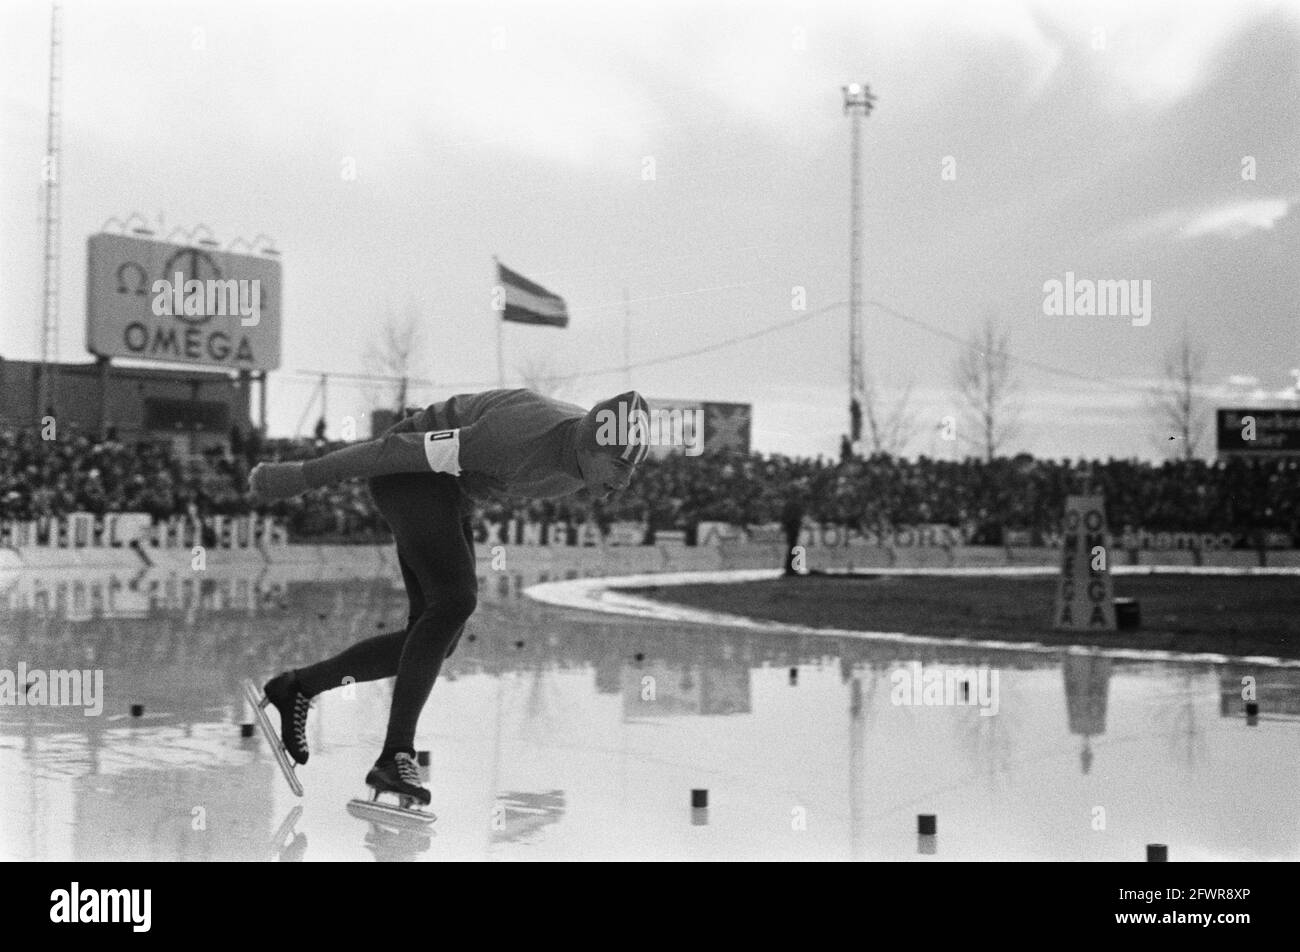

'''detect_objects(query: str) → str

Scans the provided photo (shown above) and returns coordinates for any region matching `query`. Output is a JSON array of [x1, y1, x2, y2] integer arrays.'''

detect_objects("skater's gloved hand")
[[249, 461, 308, 502]]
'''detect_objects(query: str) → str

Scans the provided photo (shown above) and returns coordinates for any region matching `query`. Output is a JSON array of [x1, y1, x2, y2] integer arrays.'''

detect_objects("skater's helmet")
[[578, 391, 653, 466]]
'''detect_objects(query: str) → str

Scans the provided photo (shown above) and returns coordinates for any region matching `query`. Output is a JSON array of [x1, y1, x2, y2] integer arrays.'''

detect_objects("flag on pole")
[[496, 261, 569, 328]]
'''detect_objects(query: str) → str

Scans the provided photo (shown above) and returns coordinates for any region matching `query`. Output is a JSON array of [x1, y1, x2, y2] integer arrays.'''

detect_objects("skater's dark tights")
[[293, 471, 477, 756], [377, 746, 414, 765]]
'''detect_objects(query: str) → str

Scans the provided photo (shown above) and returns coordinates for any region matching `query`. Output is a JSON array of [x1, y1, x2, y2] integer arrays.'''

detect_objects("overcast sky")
[[2, 0, 1298, 459]]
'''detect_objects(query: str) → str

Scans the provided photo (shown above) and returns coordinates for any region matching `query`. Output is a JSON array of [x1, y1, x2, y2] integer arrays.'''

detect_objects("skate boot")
[[263, 671, 312, 765], [241, 675, 305, 796], [366, 752, 431, 806], [347, 752, 436, 828]]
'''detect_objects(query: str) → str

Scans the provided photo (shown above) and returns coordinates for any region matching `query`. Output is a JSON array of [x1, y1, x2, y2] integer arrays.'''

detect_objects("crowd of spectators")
[[0, 429, 381, 542], [2, 427, 1297, 546], [593, 450, 1299, 544]]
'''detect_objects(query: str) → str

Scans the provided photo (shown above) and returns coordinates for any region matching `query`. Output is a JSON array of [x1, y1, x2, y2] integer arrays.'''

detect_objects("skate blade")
[[347, 798, 436, 829], [242, 678, 304, 797], [271, 805, 304, 845]]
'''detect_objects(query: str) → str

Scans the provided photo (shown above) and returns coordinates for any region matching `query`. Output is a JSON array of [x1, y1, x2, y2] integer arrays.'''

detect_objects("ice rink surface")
[[2, 564, 1298, 861]]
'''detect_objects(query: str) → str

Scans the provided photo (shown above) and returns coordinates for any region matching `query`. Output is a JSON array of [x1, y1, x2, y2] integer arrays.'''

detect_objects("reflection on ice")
[[2, 565, 1298, 861]]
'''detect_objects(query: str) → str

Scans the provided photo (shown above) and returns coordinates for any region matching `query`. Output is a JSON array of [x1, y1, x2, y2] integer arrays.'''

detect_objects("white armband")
[[423, 429, 462, 476]]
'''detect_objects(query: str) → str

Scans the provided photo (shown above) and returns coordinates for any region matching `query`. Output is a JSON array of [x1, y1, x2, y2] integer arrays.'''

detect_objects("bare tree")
[[951, 316, 1020, 460], [1148, 330, 1209, 460], [515, 355, 572, 400], [364, 302, 424, 414], [861, 373, 919, 456]]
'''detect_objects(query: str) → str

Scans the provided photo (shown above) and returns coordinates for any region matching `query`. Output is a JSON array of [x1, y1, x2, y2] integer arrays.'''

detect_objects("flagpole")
[[496, 319, 505, 388], [623, 287, 631, 390], [493, 256, 505, 387]]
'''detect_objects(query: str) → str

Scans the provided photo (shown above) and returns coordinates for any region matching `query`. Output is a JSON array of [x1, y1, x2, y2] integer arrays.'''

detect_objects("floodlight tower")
[[842, 82, 876, 449], [38, 0, 64, 418]]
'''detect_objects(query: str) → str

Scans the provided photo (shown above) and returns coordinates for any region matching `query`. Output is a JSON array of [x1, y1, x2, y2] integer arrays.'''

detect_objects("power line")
[[864, 299, 1155, 395], [282, 296, 1157, 398], [522, 241, 783, 282], [619, 299, 845, 374], [286, 300, 846, 391], [571, 275, 785, 315]]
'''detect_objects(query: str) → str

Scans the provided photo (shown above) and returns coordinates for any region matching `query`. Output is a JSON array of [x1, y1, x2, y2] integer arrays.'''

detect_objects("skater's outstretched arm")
[[248, 429, 468, 501]]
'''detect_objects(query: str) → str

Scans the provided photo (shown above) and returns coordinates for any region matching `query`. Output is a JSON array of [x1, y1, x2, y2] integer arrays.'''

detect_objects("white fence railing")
[[0, 512, 288, 550]]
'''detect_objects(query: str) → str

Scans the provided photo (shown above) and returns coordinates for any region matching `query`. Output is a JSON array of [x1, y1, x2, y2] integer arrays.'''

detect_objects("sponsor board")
[[1054, 495, 1116, 631], [86, 233, 282, 371], [1217, 408, 1300, 457], [644, 399, 752, 457], [699, 521, 967, 548]]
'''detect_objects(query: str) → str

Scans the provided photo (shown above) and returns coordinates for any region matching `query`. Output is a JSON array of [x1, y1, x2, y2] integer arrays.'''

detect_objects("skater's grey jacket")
[[301, 389, 589, 501]]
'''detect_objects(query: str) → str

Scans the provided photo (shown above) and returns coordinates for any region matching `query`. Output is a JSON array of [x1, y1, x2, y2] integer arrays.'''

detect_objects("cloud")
[[1182, 198, 1292, 238], [1222, 369, 1300, 404], [1123, 197, 1292, 241]]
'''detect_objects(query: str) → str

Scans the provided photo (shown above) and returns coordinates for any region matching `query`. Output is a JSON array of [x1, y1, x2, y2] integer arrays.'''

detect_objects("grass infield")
[[630, 573, 1300, 660]]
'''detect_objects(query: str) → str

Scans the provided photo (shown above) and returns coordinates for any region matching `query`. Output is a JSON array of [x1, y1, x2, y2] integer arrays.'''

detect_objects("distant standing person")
[[781, 478, 809, 575]]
